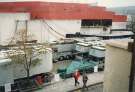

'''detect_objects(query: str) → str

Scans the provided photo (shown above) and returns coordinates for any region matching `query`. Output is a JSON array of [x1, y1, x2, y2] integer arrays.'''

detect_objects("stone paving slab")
[[72, 83, 103, 92], [34, 72, 104, 92]]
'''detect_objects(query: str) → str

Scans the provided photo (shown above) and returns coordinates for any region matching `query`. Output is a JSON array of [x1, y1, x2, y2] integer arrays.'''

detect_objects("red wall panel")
[[113, 15, 127, 22], [0, 2, 127, 22]]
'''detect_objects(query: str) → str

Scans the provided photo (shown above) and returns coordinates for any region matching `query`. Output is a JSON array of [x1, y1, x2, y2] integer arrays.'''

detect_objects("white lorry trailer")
[[51, 39, 77, 63], [74, 40, 106, 70]]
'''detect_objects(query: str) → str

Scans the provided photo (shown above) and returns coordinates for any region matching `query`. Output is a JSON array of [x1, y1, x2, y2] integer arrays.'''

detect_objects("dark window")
[[81, 19, 112, 27], [102, 19, 112, 27], [0, 86, 5, 92]]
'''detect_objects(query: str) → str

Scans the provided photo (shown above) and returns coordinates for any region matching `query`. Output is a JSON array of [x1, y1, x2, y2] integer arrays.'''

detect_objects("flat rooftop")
[[105, 39, 133, 50]]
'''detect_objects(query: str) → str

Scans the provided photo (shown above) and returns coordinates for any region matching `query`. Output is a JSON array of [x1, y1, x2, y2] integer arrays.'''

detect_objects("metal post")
[[25, 20, 28, 42]]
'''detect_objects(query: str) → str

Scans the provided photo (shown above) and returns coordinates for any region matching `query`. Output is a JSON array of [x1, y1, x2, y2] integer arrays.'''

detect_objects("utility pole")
[[25, 20, 28, 42]]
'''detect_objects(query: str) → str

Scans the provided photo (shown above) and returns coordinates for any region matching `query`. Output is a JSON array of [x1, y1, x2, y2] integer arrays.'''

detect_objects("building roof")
[[77, 42, 91, 46], [106, 39, 133, 50], [0, 2, 127, 22]]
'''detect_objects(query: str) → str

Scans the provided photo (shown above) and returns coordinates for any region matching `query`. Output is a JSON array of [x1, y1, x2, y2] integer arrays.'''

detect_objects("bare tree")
[[8, 29, 44, 78]]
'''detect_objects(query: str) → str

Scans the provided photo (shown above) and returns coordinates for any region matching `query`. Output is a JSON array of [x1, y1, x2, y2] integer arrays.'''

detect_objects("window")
[[81, 19, 112, 27]]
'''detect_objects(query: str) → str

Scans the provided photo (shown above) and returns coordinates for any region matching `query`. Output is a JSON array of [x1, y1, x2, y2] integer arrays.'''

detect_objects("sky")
[[0, 0, 135, 7]]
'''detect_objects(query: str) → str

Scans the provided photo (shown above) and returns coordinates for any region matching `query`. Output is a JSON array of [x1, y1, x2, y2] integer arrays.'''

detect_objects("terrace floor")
[[34, 72, 104, 92]]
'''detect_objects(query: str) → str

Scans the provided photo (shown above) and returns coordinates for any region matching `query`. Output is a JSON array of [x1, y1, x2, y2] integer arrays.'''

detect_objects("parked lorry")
[[57, 41, 106, 79], [74, 40, 105, 59], [89, 46, 105, 70], [51, 39, 106, 63], [51, 39, 78, 63]]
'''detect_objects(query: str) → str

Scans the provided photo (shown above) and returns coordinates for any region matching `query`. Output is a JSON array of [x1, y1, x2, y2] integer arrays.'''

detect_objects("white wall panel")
[[12, 48, 53, 79], [0, 18, 15, 45], [112, 22, 127, 29], [0, 64, 14, 86], [80, 27, 111, 35], [0, 13, 81, 45], [28, 20, 81, 43], [46, 20, 81, 34], [0, 13, 30, 20], [30, 48, 53, 76], [0, 13, 30, 45]]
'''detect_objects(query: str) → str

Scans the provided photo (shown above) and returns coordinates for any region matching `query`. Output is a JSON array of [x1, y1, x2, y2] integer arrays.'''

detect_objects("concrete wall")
[[104, 40, 132, 92], [0, 13, 128, 45], [0, 13, 81, 45], [0, 63, 14, 86], [111, 31, 133, 35], [80, 27, 111, 35], [0, 13, 30, 45], [12, 48, 53, 79], [112, 22, 127, 29], [0, 48, 53, 86], [28, 20, 81, 42]]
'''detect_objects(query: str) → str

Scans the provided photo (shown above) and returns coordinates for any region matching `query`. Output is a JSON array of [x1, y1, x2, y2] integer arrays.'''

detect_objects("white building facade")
[[0, 2, 128, 45]]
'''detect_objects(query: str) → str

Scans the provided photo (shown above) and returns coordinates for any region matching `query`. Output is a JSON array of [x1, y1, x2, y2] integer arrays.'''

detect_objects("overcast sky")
[[0, 0, 135, 7]]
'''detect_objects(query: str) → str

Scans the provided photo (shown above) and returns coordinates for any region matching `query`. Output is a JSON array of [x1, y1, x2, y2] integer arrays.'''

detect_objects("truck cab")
[[89, 46, 106, 70], [75, 42, 92, 59]]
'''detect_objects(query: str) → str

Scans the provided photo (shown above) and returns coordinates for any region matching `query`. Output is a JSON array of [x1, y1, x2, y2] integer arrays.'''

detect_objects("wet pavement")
[[34, 72, 104, 92], [72, 83, 103, 92]]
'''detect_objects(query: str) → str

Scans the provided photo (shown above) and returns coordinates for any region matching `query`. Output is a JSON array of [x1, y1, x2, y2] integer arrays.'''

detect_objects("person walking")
[[82, 72, 88, 90], [73, 69, 80, 86]]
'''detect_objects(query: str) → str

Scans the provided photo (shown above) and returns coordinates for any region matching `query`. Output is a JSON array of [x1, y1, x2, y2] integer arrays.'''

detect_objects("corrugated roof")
[[0, 2, 127, 22]]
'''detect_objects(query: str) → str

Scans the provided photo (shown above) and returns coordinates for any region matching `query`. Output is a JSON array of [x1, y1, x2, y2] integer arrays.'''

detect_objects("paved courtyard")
[[34, 72, 104, 92], [72, 83, 103, 92]]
